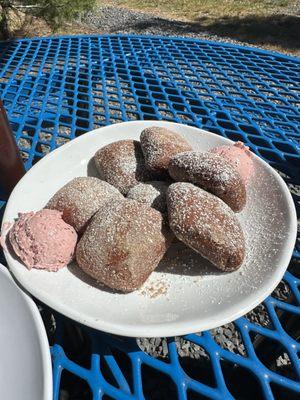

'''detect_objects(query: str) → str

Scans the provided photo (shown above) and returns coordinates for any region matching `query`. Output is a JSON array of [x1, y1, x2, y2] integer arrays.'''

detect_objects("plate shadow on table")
[[157, 239, 226, 278]]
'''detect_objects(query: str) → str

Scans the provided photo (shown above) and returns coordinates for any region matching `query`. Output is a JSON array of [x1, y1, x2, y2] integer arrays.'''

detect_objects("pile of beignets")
[[47, 127, 246, 292]]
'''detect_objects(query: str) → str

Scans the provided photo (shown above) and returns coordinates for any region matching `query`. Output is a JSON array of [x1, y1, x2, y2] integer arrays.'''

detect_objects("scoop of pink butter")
[[210, 141, 254, 185], [8, 209, 77, 271]]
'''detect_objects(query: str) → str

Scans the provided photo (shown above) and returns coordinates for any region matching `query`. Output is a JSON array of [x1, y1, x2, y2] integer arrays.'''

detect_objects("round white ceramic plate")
[[2, 121, 297, 337], [0, 263, 52, 400]]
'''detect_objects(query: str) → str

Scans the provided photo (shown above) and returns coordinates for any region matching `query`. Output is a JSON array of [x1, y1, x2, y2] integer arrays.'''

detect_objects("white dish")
[[0, 263, 52, 400], [2, 121, 297, 337]]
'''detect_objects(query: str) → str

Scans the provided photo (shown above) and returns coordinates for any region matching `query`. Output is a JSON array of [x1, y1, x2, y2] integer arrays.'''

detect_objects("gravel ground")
[[80, 6, 298, 56]]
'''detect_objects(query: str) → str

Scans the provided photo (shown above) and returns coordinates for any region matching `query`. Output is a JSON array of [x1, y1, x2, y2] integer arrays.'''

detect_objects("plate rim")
[[2, 120, 298, 337]]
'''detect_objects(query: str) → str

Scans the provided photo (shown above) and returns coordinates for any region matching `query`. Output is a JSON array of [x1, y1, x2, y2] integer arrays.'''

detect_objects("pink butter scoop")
[[8, 209, 77, 271], [210, 141, 254, 185]]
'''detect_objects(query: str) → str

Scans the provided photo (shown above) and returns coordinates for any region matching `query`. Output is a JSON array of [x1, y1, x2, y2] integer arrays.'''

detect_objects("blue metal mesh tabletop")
[[0, 35, 299, 400]]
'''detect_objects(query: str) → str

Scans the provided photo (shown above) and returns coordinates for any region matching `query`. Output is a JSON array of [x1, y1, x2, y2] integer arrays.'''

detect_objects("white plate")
[[0, 264, 52, 400], [2, 121, 297, 337]]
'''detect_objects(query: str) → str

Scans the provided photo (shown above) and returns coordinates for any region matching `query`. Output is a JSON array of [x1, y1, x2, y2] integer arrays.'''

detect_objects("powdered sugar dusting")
[[169, 151, 246, 212], [237, 165, 290, 291], [118, 157, 137, 175], [140, 126, 192, 173], [127, 181, 169, 212], [167, 182, 245, 271], [47, 176, 123, 233], [132, 159, 292, 303], [76, 199, 172, 292], [94, 140, 153, 194]]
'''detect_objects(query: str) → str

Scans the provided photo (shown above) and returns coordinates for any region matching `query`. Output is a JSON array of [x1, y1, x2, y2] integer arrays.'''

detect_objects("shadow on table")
[[194, 14, 300, 51], [113, 13, 299, 52], [0, 40, 20, 78]]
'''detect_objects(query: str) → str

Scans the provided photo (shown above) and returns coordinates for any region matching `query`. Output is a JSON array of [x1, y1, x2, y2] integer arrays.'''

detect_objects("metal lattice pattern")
[[0, 35, 299, 400]]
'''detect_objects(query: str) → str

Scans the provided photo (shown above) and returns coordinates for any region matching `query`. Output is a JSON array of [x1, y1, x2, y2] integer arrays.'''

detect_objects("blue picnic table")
[[0, 34, 299, 400]]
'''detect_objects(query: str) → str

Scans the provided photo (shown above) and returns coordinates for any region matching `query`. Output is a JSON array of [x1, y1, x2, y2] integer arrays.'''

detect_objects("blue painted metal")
[[0, 35, 299, 399]]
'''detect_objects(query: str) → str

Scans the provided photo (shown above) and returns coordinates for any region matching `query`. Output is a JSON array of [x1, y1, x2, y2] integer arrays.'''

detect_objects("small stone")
[[162, 341, 168, 355], [224, 328, 233, 338]]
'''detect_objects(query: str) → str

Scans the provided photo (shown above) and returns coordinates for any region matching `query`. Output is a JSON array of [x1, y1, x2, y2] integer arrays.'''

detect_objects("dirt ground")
[[4, 0, 300, 57]]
